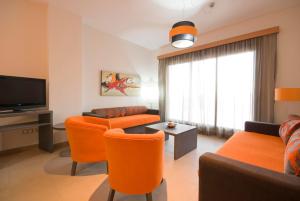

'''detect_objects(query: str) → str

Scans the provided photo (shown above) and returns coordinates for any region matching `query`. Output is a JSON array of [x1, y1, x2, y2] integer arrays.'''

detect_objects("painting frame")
[[100, 70, 141, 96]]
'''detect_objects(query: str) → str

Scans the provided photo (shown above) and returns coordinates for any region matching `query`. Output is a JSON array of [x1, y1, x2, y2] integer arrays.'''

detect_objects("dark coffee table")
[[145, 122, 197, 160]]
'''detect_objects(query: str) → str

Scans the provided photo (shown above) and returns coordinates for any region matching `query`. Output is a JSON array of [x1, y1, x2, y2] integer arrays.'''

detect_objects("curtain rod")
[[157, 26, 279, 60]]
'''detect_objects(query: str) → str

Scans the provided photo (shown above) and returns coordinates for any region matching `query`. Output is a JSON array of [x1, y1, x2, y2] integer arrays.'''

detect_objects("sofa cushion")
[[217, 132, 285, 173], [91, 107, 126, 118], [109, 114, 160, 129], [284, 129, 300, 176], [125, 106, 148, 116], [91, 106, 148, 118], [279, 119, 300, 144]]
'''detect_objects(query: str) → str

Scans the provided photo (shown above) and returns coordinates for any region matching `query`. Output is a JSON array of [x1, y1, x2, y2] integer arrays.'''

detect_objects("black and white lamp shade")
[[169, 21, 198, 49]]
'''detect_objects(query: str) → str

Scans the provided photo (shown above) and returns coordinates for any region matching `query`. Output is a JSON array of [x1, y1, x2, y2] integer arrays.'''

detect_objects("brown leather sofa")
[[82, 106, 160, 133], [199, 121, 300, 201]]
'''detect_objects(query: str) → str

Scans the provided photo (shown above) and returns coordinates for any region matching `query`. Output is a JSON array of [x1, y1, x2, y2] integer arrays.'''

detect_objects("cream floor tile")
[[0, 135, 225, 201]]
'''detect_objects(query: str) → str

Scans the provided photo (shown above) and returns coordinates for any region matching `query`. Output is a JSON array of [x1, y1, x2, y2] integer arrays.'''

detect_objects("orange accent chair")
[[65, 116, 109, 176], [104, 129, 165, 201]]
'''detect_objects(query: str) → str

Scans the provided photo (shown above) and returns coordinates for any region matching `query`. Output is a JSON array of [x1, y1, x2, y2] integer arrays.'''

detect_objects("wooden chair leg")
[[107, 188, 115, 201], [71, 161, 77, 176], [146, 192, 153, 201]]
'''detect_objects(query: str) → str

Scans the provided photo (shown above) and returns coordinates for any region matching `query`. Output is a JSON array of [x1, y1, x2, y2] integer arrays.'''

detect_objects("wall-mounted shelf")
[[0, 110, 53, 152]]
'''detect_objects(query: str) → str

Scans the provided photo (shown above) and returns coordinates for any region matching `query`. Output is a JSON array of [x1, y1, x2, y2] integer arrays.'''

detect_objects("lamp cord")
[[182, 0, 185, 20]]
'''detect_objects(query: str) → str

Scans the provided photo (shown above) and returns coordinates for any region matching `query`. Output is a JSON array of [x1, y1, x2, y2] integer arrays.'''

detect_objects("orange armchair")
[[65, 116, 109, 176], [103, 128, 164, 201]]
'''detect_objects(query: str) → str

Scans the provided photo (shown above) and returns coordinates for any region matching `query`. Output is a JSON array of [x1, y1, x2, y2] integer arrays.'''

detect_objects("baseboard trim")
[[0, 141, 68, 156]]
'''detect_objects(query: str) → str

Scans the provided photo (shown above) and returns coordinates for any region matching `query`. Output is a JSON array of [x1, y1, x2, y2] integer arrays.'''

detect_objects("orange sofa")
[[199, 121, 300, 201], [83, 106, 160, 133]]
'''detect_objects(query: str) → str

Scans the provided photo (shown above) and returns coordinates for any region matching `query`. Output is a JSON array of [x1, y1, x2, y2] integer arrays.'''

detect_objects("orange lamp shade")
[[169, 25, 198, 39], [275, 88, 300, 101]]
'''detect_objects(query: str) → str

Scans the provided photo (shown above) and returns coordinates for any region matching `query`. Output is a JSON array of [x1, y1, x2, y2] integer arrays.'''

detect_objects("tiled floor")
[[0, 135, 225, 201]]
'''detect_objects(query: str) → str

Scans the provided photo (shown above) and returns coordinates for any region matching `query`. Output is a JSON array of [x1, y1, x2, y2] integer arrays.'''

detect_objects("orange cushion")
[[125, 106, 148, 116], [92, 107, 126, 118], [109, 114, 160, 129], [217, 132, 285, 173], [285, 129, 300, 176], [279, 119, 300, 144]]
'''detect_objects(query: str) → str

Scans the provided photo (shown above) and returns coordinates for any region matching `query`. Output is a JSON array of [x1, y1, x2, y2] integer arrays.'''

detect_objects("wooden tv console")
[[0, 110, 53, 152]]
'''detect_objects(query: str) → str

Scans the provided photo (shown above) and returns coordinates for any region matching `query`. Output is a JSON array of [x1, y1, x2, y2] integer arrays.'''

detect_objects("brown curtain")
[[158, 59, 167, 121], [253, 34, 277, 122]]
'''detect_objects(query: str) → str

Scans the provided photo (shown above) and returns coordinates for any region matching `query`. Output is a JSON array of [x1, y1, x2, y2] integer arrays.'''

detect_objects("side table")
[[53, 123, 70, 157]]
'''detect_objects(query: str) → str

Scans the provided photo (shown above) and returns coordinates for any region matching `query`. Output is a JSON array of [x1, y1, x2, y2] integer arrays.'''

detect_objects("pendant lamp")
[[169, 21, 198, 49]]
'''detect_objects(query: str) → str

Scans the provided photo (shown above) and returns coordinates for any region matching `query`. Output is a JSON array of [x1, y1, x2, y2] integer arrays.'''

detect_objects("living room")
[[0, 0, 300, 201]]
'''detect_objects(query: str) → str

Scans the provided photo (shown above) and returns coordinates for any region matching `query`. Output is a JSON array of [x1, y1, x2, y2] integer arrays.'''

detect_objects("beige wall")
[[0, 0, 48, 151], [48, 5, 83, 143], [0, 0, 48, 78], [0, 1, 84, 150], [82, 25, 158, 111], [159, 5, 300, 123], [0, 1, 158, 151]]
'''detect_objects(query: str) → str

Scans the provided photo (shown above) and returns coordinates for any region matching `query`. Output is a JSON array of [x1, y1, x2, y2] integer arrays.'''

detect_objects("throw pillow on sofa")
[[125, 106, 147, 116], [284, 129, 300, 176], [279, 119, 300, 144], [92, 107, 126, 118]]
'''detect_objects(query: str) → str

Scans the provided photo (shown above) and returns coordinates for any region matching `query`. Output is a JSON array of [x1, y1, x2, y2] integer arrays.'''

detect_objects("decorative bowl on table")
[[167, 121, 176, 128]]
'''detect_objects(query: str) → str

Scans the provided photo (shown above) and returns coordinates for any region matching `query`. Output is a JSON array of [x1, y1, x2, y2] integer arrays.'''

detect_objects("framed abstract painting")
[[100, 71, 141, 96]]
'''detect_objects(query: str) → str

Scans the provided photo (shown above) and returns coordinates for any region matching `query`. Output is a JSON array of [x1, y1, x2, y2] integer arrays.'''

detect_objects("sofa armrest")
[[199, 153, 300, 201], [244, 121, 280, 136], [146, 109, 159, 115], [82, 112, 107, 118]]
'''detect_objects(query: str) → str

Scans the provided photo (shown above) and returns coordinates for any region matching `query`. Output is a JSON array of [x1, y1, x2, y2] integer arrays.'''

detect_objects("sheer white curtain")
[[217, 52, 255, 131], [166, 58, 216, 129], [166, 51, 255, 136]]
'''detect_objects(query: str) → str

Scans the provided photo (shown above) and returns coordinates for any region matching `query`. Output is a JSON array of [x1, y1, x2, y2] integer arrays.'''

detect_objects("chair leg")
[[107, 188, 115, 201], [106, 161, 109, 174], [71, 161, 77, 176], [146, 192, 153, 201]]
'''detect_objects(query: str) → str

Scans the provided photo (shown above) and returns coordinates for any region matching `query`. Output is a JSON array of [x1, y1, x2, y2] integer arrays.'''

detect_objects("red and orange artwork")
[[101, 71, 141, 96]]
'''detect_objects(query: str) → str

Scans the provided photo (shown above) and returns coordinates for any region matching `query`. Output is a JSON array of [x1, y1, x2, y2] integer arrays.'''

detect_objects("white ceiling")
[[35, 0, 300, 50]]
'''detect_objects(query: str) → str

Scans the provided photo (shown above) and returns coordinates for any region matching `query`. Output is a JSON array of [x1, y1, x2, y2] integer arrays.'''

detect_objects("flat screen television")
[[0, 75, 46, 111]]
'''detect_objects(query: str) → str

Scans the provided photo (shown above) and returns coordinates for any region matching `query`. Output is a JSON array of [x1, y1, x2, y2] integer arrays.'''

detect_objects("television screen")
[[0, 75, 46, 111]]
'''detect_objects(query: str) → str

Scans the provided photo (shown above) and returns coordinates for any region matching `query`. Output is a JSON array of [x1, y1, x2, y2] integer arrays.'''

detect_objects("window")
[[166, 51, 255, 131]]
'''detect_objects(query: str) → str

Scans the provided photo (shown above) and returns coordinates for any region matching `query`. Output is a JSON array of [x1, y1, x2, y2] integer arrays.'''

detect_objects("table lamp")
[[275, 88, 300, 101], [275, 88, 300, 118]]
